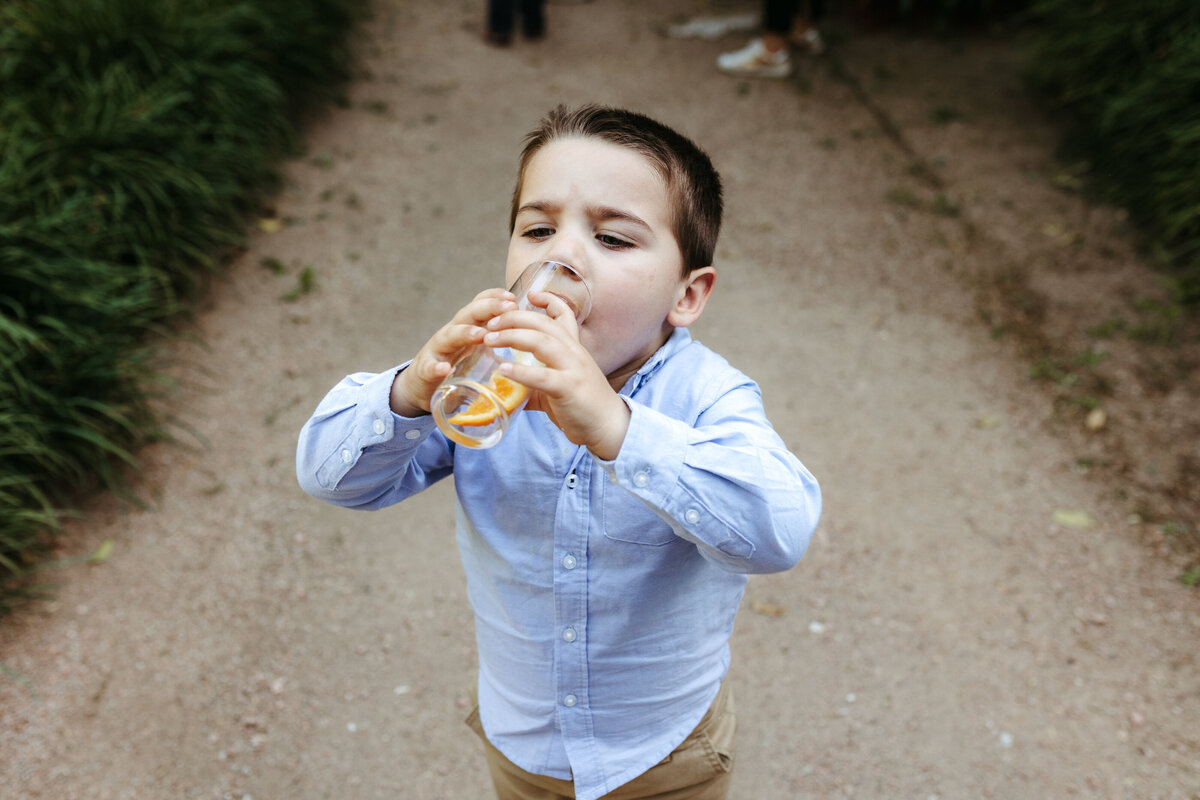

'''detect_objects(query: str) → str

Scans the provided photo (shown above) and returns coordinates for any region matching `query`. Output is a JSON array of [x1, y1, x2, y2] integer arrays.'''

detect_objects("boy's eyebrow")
[[515, 200, 653, 233], [589, 204, 653, 232]]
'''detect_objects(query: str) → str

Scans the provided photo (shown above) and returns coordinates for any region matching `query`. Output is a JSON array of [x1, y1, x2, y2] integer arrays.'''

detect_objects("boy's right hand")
[[388, 288, 517, 417]]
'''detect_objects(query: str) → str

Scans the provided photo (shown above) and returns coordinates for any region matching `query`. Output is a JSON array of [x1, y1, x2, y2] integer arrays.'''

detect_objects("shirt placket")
[[553, 448, 601, 782]]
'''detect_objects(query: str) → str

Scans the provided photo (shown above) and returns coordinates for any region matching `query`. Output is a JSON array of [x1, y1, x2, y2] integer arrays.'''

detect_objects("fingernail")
[[484, 331, 499, 343]]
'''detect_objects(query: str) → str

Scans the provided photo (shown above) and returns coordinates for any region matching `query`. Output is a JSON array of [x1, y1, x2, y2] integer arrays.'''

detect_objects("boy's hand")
[[484, 290, 631, 460], [389, 289, 517, 417]]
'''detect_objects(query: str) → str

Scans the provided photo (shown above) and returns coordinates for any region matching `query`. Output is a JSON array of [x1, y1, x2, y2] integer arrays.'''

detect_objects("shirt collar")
[[619, 327, 692, 397]]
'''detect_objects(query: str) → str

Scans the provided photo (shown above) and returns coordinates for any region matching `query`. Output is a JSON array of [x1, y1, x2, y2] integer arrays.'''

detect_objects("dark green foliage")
[[1024, 0, 1200, 305], [0, 0, 360, 610], [860, 0, 1027, 30]]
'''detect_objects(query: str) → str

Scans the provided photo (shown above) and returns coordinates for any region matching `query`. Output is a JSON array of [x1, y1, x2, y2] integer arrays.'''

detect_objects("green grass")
[[1023, 0, 1200, 306], [0, 0, 361, 613]]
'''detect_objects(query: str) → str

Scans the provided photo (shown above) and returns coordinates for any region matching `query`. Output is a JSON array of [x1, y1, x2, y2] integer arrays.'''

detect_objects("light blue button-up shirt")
[[296, 328, 821, 800]]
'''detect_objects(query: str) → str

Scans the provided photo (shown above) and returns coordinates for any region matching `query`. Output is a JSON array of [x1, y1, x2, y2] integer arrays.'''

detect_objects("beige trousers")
[[465, 681, 736, 800]]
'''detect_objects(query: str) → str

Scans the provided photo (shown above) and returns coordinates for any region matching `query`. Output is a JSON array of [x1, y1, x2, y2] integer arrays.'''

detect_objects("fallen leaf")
[[1040, 221, 1079, 245], [750, 600, 787, 618], [975, 414, 1004, 429], [88, 539, 114, 564], [258, 218, 284, 233], [1053, 509, 1095, 529], [1085, 408, 1107, 431]]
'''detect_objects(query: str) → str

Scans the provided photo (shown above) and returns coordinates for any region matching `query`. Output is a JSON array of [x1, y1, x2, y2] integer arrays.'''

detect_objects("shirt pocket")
[[601, 479, 678, 546]]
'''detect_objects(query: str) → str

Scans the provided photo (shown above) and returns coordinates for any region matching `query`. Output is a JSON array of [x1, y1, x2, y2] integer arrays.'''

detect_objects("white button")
[[341, 449, 353, 464], [562, 627, 577, 643], [563, 694, 578, 707], [633, 471, 649, 488], [405, 429, 421, 440], [562, 554, 577, 570], [566, 473, 578, 489], [685, 509, 700, 524], [373, 419, 385, 435]]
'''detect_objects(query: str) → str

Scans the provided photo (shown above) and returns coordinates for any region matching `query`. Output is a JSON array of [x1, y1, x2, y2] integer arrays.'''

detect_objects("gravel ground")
[[2, 2, 1198, 798]]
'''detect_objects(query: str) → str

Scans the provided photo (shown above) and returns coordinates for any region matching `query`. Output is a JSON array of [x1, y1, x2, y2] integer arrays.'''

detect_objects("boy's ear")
[[667, 266, 716, 328]]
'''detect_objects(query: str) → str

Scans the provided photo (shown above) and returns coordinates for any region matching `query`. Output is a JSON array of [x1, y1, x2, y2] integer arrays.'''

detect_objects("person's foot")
[[716, 38, 791, 78], [665, 13, 758, 40], [522, 19, 545, 40], [792, 26, 825, 55], [483, 29, 513, 47]]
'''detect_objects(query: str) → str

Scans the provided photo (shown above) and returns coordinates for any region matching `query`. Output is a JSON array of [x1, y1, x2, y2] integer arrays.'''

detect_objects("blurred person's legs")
[[717, 0, 796, 77], [790, 0, 825, 53], [717, 0, 826, 76], [486, 0, 545, 45], [521, 0, 546, 39]]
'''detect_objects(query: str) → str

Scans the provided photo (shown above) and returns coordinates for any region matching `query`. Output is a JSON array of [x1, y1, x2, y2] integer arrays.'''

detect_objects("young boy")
[[296, 104, 821, 800]]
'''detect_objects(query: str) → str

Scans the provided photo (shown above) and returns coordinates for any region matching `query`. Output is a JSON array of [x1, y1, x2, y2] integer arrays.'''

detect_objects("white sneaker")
[[665, 13, 758, 40], [717, 38, 791, 78]]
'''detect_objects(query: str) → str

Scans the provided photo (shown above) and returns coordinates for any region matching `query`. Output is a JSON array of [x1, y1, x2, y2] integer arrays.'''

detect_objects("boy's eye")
[[597, 233, 633, 249], [522, 226, 554, 240]]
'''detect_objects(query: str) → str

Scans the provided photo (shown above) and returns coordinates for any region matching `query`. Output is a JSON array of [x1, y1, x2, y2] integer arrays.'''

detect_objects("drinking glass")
[[431, 260, 591, 448]]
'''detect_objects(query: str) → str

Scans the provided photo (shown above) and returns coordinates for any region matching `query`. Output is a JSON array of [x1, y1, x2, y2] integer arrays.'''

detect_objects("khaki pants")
[[465, 681, 735, 800]]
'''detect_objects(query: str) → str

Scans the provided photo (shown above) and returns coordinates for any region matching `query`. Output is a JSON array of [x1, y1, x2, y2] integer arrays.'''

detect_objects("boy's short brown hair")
[[510, 104, 723, 275]]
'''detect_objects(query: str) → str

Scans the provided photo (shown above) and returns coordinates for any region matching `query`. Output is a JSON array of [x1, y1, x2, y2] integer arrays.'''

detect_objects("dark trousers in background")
[[763, 0, 827, 34], [488, 0, 545, 37]]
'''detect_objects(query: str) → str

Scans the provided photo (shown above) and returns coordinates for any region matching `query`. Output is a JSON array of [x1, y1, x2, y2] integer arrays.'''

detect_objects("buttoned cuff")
[[315, 366, 436, 489], [594, 398, 688, 506]]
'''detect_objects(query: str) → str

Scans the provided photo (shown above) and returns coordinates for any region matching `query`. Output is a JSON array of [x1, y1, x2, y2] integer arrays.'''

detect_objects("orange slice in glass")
[[447, 374, 530, 427]]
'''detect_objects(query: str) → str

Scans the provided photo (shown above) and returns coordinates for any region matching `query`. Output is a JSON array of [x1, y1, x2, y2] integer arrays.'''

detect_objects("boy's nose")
[[545, 231, 589, 275], [547, 247, 588, 278]]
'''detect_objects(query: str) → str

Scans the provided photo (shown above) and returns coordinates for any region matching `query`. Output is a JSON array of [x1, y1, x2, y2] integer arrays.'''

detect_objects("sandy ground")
[[2, 1, 1198, 798]]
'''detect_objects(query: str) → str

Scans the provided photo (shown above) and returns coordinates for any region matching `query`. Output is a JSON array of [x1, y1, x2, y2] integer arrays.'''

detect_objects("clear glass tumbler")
[[431, 260, 592, 448]]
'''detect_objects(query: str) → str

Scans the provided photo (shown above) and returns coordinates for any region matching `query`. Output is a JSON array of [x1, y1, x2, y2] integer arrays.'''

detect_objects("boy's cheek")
[[576, 329, 609, 369], [504, 240, 531, 284]]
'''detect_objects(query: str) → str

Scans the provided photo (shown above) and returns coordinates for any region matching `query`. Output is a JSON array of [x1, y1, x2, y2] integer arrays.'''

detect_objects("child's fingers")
[[452, 289, 517, 326], [408, 353, 453, 386], [483, 314, 575, 366], [523, 290, 582, 332], [486, 302, 580, 345], [431, 322, 488, 360], [497, 357, 558, 396]]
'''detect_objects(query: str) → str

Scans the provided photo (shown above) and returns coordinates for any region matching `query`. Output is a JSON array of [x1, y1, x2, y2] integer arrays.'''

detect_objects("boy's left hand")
[[483, 290, 629, 460]]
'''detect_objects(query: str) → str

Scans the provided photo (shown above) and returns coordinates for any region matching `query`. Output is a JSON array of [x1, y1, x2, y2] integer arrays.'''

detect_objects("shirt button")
[[562, 626, 577, 643], [562, 554, 577, 570], [563, 694, 578, 708], [685, 508, 701, 524], [341, 449, 353, 464], [633, 471, 649, 488], [404, 429, 421, 440], [373, 418, 385, 435], [565, 473, 578, 489]]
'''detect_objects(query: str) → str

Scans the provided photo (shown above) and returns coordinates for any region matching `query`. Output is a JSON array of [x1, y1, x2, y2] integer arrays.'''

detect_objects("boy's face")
[[506, 137, 698, 389]]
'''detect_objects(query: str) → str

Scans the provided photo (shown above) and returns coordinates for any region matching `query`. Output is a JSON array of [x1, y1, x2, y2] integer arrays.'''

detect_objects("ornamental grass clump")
[[0, 0, 359, 612], [1024, 0, 1200, 305]]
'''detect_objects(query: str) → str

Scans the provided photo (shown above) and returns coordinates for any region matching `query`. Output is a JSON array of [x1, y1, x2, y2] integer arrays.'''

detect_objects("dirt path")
[[3, 2, 1197, 798]]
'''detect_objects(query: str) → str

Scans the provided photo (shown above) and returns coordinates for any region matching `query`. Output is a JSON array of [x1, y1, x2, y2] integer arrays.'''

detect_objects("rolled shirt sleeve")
[[595, 382, 821, 574], [295, 365, 452, 509]]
